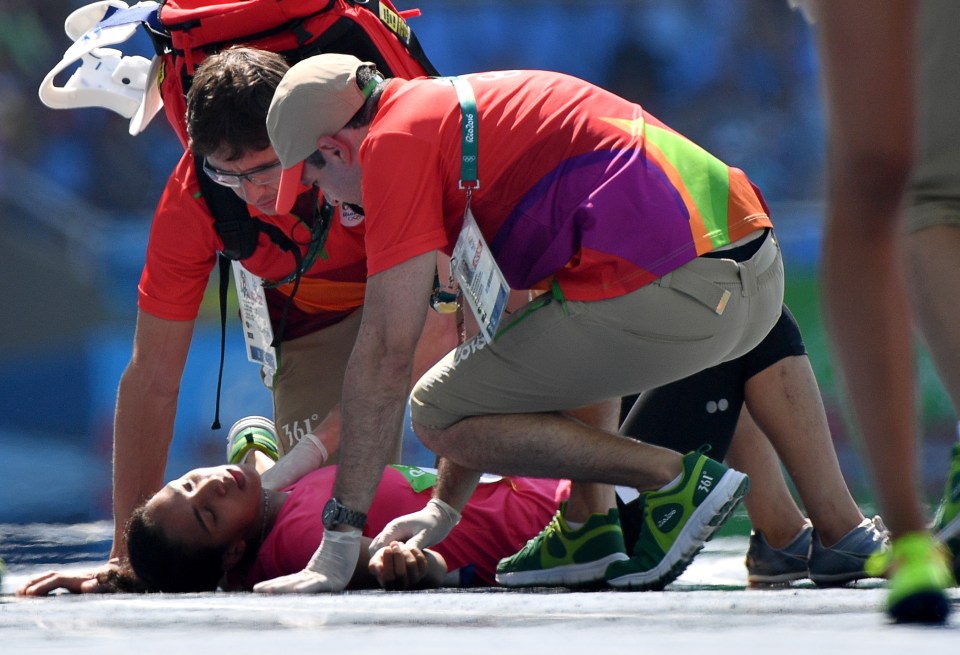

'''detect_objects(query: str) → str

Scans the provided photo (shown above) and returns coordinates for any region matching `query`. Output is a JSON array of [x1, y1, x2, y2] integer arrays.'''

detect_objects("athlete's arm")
[[367, 540, 448, 589], [18, 312, 194, 595]]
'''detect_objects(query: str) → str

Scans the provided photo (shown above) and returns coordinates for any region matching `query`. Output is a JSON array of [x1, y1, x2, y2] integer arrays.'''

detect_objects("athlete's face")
[[204, 147, 283, 216], [147, 464, 263, 551]]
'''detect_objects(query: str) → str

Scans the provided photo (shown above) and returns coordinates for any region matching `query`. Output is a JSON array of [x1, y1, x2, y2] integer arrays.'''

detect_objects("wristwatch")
[[322, 497, 367, 530]]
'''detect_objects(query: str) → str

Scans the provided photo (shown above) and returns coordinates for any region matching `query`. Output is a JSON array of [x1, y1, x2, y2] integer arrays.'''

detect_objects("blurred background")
[[0, 0, 954, 526]]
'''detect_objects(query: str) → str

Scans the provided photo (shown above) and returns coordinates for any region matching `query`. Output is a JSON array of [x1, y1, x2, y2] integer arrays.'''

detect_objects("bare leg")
[[816, 0, 924, 537], [725, 408, 807, 549], [415, 410, 682, 495], [744, 356, 866, 546], [562, 401, 621, 522]]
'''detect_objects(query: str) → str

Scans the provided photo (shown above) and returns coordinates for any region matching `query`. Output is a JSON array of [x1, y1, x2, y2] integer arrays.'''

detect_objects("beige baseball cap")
[[268, 53, 375, 215]]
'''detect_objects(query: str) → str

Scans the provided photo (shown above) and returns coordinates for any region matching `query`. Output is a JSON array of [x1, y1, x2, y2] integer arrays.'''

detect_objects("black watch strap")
[[324, 497, 367, 530]]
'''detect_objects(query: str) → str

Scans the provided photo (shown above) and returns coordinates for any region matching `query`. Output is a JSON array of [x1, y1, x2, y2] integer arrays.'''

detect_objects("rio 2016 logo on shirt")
[[339, 204, 365, 227]]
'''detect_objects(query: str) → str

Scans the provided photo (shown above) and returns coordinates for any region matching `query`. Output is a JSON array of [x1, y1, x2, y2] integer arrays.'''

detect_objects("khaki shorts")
[[412, 230, 784, 429], [905, 0, 960, 233], [264, 309, 368, 461]]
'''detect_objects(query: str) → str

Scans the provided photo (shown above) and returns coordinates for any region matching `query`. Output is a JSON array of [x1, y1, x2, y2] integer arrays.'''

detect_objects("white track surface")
[[3, 534, 958, 652]]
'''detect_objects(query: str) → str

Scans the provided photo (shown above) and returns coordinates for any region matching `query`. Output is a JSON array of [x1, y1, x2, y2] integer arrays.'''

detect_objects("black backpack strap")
[[194, 156, 306, 428], [194, 155, 261, 259], [194, 156, 257, 428], [251, 219, 305, 348], [211, 252, 231, 430]]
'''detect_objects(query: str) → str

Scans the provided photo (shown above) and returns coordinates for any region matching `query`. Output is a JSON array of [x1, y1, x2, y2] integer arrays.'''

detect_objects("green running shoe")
[[879, 531, 954, 624], [226, 416, 280, 464], [933, 442, 960, 579], [606, 451, 749, 590], [495, 503, 629, 587]]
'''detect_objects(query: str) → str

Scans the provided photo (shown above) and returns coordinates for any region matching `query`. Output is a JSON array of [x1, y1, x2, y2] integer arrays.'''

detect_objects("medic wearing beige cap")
[[257, 53, 780, 595]]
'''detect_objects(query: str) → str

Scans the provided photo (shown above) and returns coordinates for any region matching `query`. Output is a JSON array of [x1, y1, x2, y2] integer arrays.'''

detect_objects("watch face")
[[322, 497, 366, 529], [322, 498, 339, 526]]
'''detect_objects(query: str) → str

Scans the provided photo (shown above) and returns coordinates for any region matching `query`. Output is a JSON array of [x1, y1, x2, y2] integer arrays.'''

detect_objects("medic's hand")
[[369, 498, 461, 553], [253, 529, 361, 594]]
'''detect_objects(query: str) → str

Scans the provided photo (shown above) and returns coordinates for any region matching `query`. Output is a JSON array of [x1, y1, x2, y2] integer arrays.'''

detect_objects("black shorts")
[[619, 304, 805, 461]]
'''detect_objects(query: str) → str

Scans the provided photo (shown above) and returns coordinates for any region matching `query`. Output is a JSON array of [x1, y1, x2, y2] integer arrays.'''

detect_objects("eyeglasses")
[[202, 158, 283, 188]]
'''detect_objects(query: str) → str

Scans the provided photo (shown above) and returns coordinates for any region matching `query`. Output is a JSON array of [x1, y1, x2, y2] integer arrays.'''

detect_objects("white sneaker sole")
[[496, 552, 630, 587]]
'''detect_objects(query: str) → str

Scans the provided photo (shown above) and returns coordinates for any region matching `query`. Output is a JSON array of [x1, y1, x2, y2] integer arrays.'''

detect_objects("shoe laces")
[[871, 515, 889, 538], [527, 510, 565, 545]]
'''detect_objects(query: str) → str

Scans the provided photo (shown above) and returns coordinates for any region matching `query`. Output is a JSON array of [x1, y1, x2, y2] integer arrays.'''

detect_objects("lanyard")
[[263, 195, 334, 289], [445, 76, 511, 344], [431, 75, 480, 323], [449, 76, 479, 193]]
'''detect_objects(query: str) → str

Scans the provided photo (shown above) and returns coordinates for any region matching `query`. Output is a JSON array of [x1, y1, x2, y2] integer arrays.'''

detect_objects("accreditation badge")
[[451, 208, 510, 344], [232, 261, 277, 377]]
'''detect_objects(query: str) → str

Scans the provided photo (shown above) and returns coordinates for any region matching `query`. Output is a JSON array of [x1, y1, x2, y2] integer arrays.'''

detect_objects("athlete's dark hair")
[[124, 505, 228, 593]]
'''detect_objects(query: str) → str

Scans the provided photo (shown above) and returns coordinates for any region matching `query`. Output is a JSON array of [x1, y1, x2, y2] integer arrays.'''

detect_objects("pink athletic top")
[[242, 465, 563, 588]]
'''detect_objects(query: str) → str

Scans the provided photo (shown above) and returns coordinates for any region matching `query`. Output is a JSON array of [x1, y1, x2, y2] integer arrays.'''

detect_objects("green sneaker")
[[226, 416, 280, 464], [880, 531, 953, 624], [606, 452, 749, 590], [495, 503, 629, 587], [933, 442, 960, 578]]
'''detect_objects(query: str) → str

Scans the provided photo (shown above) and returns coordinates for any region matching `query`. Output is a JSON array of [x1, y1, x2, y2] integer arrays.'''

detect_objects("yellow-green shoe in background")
[[933, 442, 960, 580], [872, 531, 954, 624]]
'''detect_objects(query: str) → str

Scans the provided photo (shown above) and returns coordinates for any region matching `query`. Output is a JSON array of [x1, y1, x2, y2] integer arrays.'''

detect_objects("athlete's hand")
[[253, 529, 361, 594], [369, 541, 429, 590], [17, 559, 120, 596], [370, 498, 461, 552]]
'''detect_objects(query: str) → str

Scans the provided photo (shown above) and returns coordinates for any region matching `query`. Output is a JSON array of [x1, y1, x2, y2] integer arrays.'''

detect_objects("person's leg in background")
[[724, 408, 811, 584], [812, 0, 952, 622], [903, 0, 960, 583], [620, 306, 883, 586], [741, 353, 884, 587]]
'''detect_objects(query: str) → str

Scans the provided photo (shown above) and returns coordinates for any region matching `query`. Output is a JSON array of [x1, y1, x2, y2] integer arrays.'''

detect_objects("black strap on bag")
[[193, 156, 303, 428]]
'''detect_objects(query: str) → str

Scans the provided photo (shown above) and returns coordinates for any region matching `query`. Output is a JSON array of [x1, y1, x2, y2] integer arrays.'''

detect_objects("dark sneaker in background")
[[746, 522, 812, 586], [809, 516, 888, 587]]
